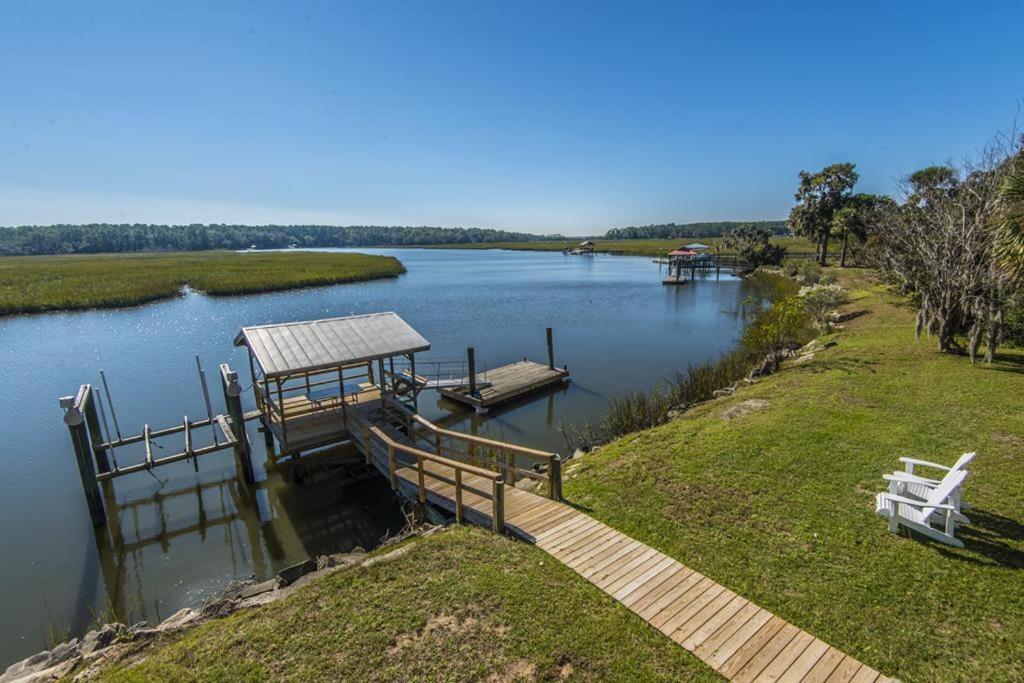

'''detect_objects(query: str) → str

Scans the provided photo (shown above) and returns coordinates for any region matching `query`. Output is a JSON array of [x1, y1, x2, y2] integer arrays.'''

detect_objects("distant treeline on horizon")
[[603, 221, 788, 240], [0, 220, 788, 255], [0, 224, 560, 256]]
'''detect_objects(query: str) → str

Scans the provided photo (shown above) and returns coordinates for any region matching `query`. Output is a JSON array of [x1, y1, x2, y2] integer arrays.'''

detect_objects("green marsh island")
[[0, 250, 405, 315]]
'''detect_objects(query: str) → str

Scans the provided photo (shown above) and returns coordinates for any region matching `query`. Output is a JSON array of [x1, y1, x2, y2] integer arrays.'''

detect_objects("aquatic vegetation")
[[0, 251, 405, 315]]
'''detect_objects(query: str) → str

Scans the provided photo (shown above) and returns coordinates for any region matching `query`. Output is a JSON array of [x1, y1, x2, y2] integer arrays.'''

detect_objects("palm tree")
[[997, 152, 1024, 281]]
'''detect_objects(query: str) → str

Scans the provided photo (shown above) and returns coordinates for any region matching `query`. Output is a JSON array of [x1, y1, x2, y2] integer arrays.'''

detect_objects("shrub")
[[799, 284, 849, 331]]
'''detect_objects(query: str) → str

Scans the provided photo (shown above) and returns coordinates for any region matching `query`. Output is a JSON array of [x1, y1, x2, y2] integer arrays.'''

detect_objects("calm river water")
[[0, 248, 772, 664]]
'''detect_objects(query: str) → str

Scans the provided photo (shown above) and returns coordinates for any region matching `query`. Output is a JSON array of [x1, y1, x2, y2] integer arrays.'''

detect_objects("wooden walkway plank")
[[608, 554, 675, 599], [824, 656, 868, 683], [657, 581, 726, 635], [638, 570, 706, 622], [717, 616, 789, 678], [779, 638, 832, 682], [596, 547, 663, 591], [749, 630, 815, 683], [802, 648, 847, 683], [726, 622, 801, 681], [678, 593, 748, 649], [679, 594, 750, 651], [694, 602, 766, 664], [624, 565, 693, 611], [615, 559, 679, 603], [564, 530, 628, 570]]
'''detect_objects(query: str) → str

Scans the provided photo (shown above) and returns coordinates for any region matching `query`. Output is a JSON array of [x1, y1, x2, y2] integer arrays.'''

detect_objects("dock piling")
[[220, 364, 254, 485], [63, 389, 105, 526], [467, 347, 478, 397], [546, 327, 554, 370]]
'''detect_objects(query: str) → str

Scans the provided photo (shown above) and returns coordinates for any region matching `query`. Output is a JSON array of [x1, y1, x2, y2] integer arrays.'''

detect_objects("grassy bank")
[[96, 527, 716, 681], [423, 236, 816, 258], [0, 250, 405, 315], [564, 270, 1024, 681]]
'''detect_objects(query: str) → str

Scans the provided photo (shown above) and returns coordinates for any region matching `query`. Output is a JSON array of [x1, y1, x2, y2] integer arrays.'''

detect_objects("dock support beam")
[[63, 388, 105, 526], [546, 327, 554, 371], [220, 364, 255, 485], [467, 347, 477, 397]]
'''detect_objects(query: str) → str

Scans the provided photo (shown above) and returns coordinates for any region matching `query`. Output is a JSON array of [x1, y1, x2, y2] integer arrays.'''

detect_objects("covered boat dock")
[[234, 312, 430, 456]]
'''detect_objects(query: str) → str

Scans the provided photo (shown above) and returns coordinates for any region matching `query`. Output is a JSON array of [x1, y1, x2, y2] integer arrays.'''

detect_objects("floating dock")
[[439, 360, 569, 413]]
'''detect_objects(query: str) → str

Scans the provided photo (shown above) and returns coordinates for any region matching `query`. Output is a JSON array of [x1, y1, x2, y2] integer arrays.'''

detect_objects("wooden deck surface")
[[439, 360, 568, 410], [265, 389, 382, 454], [388, 458, 889, 682]]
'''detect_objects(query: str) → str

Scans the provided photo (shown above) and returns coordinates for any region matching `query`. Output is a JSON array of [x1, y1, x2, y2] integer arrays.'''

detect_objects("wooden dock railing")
[[365, 425, 506, 531], [408, 414, 562, 501]]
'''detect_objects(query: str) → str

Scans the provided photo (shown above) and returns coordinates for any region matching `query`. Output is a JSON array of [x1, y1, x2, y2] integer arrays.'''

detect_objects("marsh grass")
[[0, 250, 405, 315]]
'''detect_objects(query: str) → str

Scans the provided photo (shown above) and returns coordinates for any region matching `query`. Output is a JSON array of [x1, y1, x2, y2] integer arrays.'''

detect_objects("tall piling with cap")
[[220, 364, 255, 485], [63, 386, 105, 526]]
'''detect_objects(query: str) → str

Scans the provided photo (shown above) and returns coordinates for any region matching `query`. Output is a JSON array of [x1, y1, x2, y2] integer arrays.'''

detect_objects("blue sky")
[[1, 1, 1021, 235]]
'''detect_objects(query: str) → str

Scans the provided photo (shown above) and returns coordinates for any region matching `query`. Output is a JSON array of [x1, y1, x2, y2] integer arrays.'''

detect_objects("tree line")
[[0, 224, 564, 256], [603, 221, 788, 240]]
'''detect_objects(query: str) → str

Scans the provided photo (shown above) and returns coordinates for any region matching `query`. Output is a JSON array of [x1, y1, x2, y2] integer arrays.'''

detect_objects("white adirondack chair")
[[884, 452, 975, 514], [885, 452, 974, 514], [876, 468, 969, 547]]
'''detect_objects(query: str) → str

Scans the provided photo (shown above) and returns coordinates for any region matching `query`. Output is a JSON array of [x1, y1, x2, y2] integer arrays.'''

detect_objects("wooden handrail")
[[369, 426, 501, 481], [410, 413, 562, 500], [411, 414, 554, 460], [367, 424, 505, 532]]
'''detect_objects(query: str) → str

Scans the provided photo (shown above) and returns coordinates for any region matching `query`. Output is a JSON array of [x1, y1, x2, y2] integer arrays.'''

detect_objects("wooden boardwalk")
[[439, 360, 568, 412], [347, 407, 887, 682]]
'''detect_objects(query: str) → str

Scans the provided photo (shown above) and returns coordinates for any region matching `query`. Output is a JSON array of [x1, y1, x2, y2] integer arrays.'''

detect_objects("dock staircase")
[[346, 400, 890, 682]]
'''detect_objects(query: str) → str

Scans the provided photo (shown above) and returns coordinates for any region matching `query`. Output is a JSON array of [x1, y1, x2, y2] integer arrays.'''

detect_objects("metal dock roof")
[[234, 312, 430, 379]]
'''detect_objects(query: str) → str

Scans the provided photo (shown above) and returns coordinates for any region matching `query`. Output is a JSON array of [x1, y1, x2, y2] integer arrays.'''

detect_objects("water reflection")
[[82, 445, 406, 634]]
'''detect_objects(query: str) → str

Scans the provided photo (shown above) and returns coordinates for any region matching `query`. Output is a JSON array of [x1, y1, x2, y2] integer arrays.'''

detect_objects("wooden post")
[[81, 385, 111, 474], [409, 353, 418, 413], [276, 379, 286, 446], [467, 347, 477, 397], [388, 444, 398, 490], [434, 431, 442, 456], [416, 454, 426, 504], [549, 456, 562, 501], [63, 390, 105, 526], [507, 450, 516, 485], [454, 469, 464, 523], [221, 364, 254, 485], [363, 424, 371, 464], [263, 422, 275, 452], [492, 479, 504, 533], [546, 327, 554, 370]]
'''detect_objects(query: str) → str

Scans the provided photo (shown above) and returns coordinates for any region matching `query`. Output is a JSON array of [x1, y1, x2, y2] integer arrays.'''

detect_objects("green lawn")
[[564, 270, 1024, 682], [0, 250, 405, 315], [423, 236, 817, 258], [98, 527, 717, 682]]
